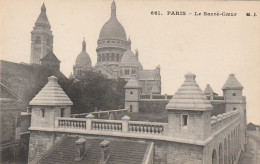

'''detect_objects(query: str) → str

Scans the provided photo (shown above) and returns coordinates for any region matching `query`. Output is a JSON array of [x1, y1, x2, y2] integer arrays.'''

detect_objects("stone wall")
[[28, 131, 55, 162]]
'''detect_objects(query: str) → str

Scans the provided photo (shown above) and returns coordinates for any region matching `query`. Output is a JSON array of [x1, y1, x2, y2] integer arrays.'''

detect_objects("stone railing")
[[211, 110, 240, 133], [56, 117, 87, 130], [55, 115, 168, 137], [139, 94, 173, 101], [129, 121, 168, 135], [91, 119, 123, 132]]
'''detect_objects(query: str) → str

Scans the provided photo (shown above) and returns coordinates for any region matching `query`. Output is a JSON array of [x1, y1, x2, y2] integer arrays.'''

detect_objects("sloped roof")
[[35, 3, 51, 29], [222, 74, 243, 90], [29, 76, 72, 106], [124, 76, 142, 89], [139, 70, 160, 81], [0, 60, 67, 104], [166, 72, 213, 111], [38, 136, 150, 164], [40, 51, 60, 62], [204, 84, 214, 95], [0, 83, 23, 101]]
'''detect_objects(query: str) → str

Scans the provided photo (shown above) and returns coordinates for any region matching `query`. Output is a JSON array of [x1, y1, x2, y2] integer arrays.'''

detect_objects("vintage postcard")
[[0, 0, 260, 163]]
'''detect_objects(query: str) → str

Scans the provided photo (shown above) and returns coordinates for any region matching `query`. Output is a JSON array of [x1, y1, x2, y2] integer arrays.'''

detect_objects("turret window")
[[61, 108, 65, 117], [232, 93, 236, 96], [112, 54, 115, 61], [41, 109, 45, 118], [181, 114, 188, 128], [125, 69, 129, 75]]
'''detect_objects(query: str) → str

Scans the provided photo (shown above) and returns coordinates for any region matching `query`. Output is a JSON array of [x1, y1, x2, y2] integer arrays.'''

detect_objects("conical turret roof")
[[29, 76, 73, 106], [222, 74, 243, 90], [35, 3, 51, 29], [166, 73, 213, 111], [124, 76, 142, 89], [204, 84, 214, 95]]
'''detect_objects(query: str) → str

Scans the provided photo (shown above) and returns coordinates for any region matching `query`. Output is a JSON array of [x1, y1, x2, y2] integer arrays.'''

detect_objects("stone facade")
[[30, 3, 53, 65]]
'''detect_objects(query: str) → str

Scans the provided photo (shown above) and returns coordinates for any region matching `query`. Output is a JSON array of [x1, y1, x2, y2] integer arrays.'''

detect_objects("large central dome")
[[98, 1, 127, 41]]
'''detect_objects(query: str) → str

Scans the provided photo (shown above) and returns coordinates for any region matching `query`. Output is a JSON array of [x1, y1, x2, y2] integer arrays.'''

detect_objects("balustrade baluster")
[[115, 124, 118, 131], [119, 124, 122, 131], [151, 126, 154, 133], [155, 126, 158, 134], [144, 126, 147, 133], [147, 126, 150, 133]]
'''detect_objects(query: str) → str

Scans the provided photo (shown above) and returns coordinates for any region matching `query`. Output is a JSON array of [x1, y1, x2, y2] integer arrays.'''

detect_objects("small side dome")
[[75, 39, 92, 68], [120, 38, 139, 68]]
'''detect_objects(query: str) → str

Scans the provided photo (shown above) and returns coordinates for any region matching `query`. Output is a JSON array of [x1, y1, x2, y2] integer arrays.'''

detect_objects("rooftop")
[[222, 74, 243, 90], [166, 72, 213, 111], [124, 76, 142, 89], [38, 136, 151, 164], [29, 76, 72, 106]]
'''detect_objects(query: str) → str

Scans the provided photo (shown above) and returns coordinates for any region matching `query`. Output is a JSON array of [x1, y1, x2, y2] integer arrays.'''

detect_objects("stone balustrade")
[[129, 121, 167, 135], [56, 117, 87, 130], [91, 119, 123, 132], [211, 110, 240, 133], [55, 115, 168, 137], [139, 94, 173, 101]]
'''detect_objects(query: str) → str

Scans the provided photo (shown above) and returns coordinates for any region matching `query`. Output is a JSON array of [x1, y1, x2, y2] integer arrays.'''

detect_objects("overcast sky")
[[1, 0, 260, 125]]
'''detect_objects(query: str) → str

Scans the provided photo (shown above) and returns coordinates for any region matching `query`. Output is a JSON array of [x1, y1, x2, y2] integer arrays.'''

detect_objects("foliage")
[[59, 71, 126, 114]]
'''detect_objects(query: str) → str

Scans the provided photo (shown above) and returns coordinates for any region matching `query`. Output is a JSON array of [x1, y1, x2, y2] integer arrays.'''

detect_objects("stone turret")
[[166, 72, 213, 140], [28, 76, 73, 162], [222, 74, 247, 151], [124, 76, 142, 112], [29, 76, 73, 129]]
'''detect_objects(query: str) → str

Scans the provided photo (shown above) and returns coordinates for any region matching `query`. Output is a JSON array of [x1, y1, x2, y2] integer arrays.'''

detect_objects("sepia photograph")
[[0, 0, 260, 163]]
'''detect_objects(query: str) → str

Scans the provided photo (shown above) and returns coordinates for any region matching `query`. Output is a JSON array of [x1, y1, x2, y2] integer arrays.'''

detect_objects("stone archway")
[[212, 149, 217, 164], [219, 143, 223, 164], [224, 138, 228, 164]]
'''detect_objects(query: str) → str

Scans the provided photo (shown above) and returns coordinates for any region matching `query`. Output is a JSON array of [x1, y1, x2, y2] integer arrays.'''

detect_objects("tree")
[[59, 71, 126, 114]]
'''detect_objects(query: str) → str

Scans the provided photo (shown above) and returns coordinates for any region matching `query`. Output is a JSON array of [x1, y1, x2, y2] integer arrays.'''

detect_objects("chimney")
[[75, 138, 87, 161], [100, 140, 110, 164]]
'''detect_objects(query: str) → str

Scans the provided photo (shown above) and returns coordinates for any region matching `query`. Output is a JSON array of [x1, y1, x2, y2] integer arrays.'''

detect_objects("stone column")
[[86, 114, 95, 131], [121, 115, 131, 133]]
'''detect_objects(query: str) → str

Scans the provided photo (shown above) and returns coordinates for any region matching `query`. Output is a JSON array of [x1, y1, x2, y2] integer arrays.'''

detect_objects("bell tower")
[[30, 3, 53, 64]]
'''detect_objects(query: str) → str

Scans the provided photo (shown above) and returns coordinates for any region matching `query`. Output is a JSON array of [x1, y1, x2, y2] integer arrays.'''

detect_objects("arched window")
[[224, 138, 228, 164], [212, 149, 217, 164], [132, 69, 136, 75], [219, 143, 223, 164], [36, 36, 41, 44], [112, 54, 115, 61], [106, 54, 109, 61]]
